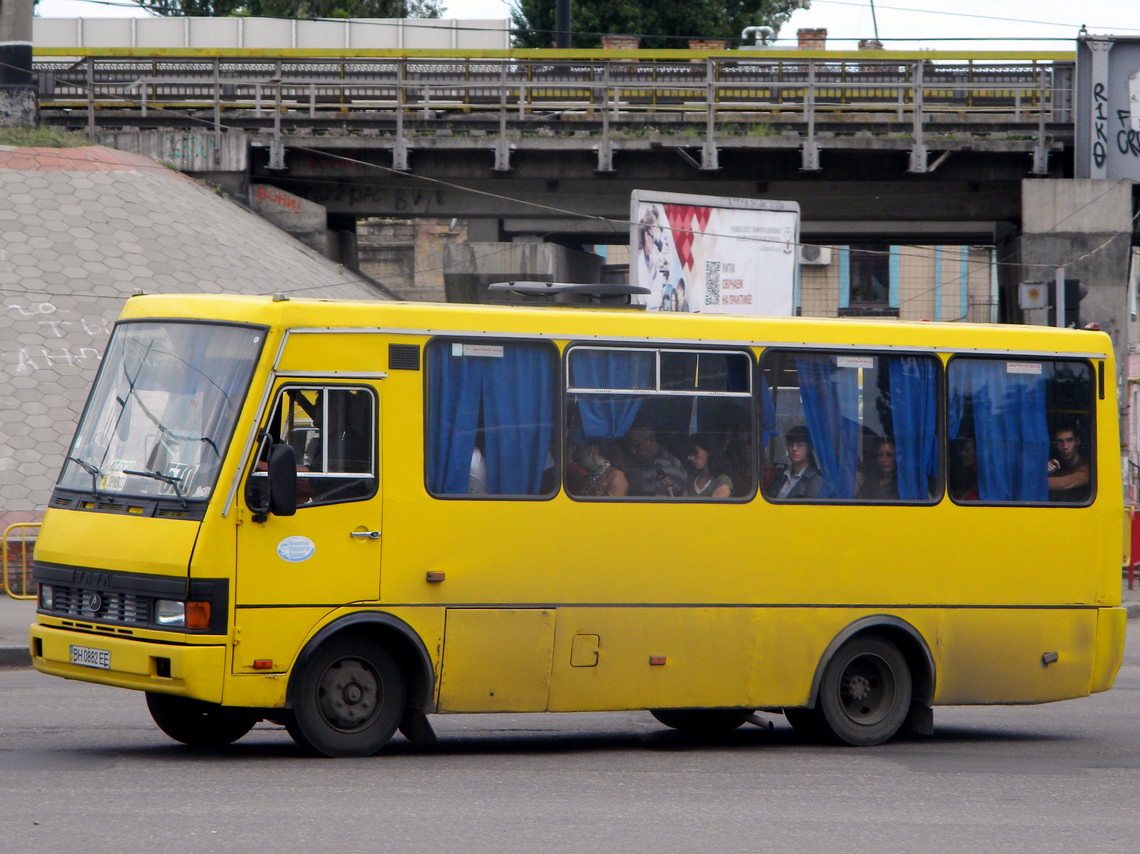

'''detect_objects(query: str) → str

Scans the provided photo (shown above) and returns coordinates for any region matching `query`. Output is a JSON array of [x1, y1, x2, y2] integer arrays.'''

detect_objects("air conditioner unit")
[[797, 245, 832, 266]]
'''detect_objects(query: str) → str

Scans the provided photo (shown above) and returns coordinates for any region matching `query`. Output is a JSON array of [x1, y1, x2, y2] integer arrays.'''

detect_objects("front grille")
[[49, 586, 152, 626]]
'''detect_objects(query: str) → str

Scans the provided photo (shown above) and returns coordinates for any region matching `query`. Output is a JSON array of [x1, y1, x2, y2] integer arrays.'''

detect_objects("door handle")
[[350, 530, 381, 539]]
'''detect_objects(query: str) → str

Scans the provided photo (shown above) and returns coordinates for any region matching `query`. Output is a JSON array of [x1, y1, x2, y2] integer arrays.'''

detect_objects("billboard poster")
[[629, 190, 799, 316]]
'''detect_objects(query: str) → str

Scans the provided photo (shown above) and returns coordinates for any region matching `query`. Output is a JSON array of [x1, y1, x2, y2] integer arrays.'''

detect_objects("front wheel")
[[145, 693, 258, 747], [650, 708, 753, 734], [285, 638, 406, 757], [816, 636, 912, 746]]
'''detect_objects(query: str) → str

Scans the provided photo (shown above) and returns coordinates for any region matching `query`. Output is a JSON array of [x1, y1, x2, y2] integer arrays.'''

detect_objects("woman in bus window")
[[858, 438, 899, 501], [570, 438, 629, 498], [685, 433, 733, 499]]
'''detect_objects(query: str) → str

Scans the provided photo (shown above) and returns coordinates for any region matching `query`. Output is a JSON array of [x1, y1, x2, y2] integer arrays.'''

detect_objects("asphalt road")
[[2, 628, 1138, 854]]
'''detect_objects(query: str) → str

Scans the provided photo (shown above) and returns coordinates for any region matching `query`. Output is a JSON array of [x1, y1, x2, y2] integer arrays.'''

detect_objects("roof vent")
[[488, 281, 650, 308]]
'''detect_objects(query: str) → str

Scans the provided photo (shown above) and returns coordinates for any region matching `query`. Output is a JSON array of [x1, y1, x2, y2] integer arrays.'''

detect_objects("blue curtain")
[[570, 349, 652, 439], [795, 355, 860, 498], [759, 374, 778, 448], [427, 345, 483, 494], [949, 360, 1048, 501], [483, 346, 555, 494], [888, 356, 939, 500], [427, 343, 555, 495]]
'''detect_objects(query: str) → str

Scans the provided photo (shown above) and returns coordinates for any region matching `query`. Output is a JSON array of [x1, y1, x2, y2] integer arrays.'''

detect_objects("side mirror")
[[267, 443, 298, 517]]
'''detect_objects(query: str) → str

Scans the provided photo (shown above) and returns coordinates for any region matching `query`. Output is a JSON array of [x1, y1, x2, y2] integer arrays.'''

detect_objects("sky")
[[28, 0, 1140, 52]]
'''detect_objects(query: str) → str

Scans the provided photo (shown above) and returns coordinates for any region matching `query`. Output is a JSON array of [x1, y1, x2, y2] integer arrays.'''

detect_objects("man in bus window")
[[768, 425, 823, 500], [1047, 423, 1090, 502], [621, 422, 686, 497]]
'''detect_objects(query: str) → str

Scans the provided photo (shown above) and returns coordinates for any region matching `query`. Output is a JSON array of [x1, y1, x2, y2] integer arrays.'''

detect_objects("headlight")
[[155, 599, 185, 627], [155, 599, 211, 630], [39, 584, 53, 610]]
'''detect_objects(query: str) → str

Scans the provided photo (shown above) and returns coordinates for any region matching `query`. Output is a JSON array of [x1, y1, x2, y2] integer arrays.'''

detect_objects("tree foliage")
[[130, 0, 441, 18], [511, 0, 809, 49]]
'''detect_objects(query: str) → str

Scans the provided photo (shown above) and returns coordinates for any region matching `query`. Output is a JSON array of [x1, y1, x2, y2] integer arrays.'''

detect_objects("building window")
[[841, 245, 898, 317]]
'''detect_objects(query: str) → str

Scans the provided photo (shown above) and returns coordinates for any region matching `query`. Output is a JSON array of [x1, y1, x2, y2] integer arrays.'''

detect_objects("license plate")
[[70, 644, 111, 670]]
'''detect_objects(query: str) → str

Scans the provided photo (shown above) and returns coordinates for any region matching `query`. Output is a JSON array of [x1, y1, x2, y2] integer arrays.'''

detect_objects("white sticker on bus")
[[277, 536, 316, 563], [837, 356, 874, 369], [454, 343, 504, 358], [1007, 362, 1043, 375]]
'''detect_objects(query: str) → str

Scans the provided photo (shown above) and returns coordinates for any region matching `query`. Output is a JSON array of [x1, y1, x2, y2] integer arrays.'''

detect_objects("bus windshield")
[[58, 321, 265, 503]]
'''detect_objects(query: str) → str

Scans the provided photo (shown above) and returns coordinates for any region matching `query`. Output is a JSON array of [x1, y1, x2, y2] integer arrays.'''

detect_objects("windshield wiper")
[[119, 350, 221, 459], [123, 469, 188, 508], [66, 455, 103, 497]]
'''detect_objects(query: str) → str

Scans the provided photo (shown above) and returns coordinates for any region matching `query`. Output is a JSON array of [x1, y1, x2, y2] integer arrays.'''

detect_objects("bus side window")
[[947, 358, 1093, 504], [425, 339, 558, 499], [565, 346, 754, 501], [760, 350, 941, 503]]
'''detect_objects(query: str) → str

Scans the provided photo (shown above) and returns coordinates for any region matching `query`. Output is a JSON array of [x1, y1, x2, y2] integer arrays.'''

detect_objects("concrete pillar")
[[1017, 178, 1134, 450], [249, 183, 330, 256], [0, 0, 36, 127]]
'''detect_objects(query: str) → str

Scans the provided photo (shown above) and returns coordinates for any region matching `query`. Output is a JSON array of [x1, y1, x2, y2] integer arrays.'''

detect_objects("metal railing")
[[2, 523, 39, 601], [33, 52, 1074, 173]]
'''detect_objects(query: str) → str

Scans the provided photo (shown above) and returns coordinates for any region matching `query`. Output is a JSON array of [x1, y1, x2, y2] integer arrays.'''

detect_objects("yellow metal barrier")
[[2, 523, 40, 600]]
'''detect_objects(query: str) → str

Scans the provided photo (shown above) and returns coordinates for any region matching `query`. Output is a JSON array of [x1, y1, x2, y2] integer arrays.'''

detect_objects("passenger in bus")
[[621, 422, 687, 497], [767, 425, 823, 499], [857, 438, 899, 500], [468, 445, 488, 495], [570, 439, 629, 497], [685, 433, 733, 498], [949, 437, 979, 501], [1047, 423, 1091, 502]]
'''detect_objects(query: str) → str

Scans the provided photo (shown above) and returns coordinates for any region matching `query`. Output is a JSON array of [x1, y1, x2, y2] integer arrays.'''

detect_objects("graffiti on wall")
[[4, 300, 108, 374]]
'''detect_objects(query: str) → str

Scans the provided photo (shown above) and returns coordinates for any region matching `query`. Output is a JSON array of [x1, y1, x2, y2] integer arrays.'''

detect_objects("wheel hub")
[[845, 673, 872, 702], [839, 655, 892, 724], [317, 658, 380, 732]]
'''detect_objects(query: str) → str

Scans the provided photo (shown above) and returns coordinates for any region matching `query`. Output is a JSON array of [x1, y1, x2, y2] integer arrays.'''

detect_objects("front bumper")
[[30, 622, 227, 703]]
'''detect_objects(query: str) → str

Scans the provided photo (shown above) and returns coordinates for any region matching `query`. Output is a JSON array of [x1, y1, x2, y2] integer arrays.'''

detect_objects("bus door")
[[236, 382, 383, 611]]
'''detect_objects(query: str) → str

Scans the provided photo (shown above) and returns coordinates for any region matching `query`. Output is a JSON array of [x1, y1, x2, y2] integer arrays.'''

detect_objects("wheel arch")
[[805, 615, 935, 710], [288, 612, 436, 716]]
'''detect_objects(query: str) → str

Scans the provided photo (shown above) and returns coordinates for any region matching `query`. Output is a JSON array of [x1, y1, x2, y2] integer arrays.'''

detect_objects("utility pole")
[[555, 0, 571, 49], [0, 0, 37, 127]]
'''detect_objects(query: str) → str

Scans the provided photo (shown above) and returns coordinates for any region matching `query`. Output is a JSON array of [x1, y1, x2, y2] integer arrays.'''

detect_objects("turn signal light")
[[185, 601, 211, 630]]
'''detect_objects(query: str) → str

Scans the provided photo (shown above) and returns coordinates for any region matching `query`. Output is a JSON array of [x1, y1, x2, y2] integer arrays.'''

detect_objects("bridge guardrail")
[[32, 54, 1073, 174]]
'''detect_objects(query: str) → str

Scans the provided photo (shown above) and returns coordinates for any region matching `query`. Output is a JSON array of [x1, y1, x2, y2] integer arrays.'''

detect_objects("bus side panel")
[[932, 609, 1098, 704], [437, 608, 555, 712], [545, 607, 925, 711]]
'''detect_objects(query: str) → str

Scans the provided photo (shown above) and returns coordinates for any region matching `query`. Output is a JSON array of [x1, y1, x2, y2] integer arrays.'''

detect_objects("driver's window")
[[249, 385, 377, 508]]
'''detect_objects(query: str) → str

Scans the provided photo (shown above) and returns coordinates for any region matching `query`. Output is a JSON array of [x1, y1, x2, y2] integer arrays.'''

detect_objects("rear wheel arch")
[[807, 616, 935, 711]]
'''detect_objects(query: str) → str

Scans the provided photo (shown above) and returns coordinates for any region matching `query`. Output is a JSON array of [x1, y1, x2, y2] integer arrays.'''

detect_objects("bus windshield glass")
[[58, 321, 265, 502]]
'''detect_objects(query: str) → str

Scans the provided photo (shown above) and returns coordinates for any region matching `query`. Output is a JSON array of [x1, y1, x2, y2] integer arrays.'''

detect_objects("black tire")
[[145, 692, 258, 747], [816, 636, 912, 746], [650, 708, 753, 734], [285, 639, 405, 757], [782, 706, 830, 742]]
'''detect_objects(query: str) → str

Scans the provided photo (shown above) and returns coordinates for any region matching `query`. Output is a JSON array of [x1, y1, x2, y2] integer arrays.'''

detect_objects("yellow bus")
[[30, 291, 1126, 756]]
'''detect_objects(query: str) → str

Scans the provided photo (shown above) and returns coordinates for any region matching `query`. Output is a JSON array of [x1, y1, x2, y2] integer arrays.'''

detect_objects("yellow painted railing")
[[2, 523, 39, 601]]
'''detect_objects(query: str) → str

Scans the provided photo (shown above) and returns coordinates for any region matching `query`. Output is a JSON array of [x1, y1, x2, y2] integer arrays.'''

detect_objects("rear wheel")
[[145, 693, 258, 747], [650, 708, 753, 734], [285, 639, 405, 757], [816, 636, 912, 746]]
